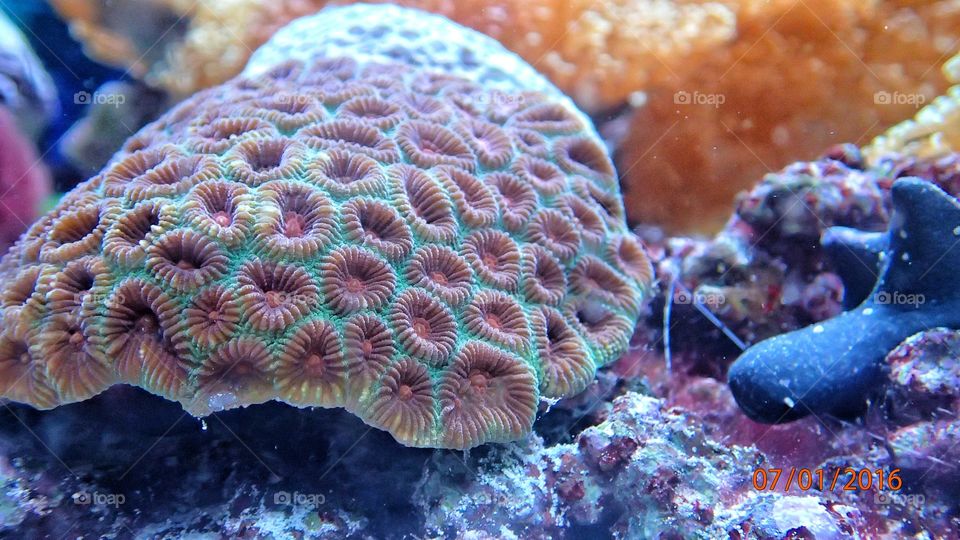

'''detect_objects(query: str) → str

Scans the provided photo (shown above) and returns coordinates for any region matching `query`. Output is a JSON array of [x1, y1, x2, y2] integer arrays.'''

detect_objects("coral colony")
[[0, 5, 650, 449]]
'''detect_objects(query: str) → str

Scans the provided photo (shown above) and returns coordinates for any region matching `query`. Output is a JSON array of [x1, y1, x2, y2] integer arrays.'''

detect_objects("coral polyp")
[[0, 4, 650, 449]]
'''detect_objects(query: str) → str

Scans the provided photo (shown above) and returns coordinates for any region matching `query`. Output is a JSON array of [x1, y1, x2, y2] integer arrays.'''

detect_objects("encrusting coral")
[[0, 4, 651, 449]]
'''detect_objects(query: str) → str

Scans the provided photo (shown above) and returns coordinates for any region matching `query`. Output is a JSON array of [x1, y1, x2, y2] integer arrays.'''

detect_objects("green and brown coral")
[[0, 4, 651, 449]]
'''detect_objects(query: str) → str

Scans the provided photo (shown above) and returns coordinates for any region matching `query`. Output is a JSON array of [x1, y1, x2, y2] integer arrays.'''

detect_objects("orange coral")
[[0, 5, 651, 449], [51, 0, 736, 111], [619, 0, 960, 232]]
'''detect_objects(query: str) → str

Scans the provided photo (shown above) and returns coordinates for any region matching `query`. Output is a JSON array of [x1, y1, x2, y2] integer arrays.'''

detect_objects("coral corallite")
[[0, 5, 651, 449]]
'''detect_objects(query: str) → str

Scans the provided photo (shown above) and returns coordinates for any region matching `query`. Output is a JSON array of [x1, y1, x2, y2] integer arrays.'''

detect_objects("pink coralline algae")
[[0, 5, 651, 449]]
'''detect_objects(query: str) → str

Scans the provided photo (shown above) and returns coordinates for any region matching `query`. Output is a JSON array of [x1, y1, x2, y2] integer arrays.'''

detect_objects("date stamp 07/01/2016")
[[751, 467, 903, 493]]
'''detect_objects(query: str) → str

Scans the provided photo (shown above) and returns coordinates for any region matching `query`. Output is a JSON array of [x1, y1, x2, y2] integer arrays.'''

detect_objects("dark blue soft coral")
[[729, 178, 960, 423]]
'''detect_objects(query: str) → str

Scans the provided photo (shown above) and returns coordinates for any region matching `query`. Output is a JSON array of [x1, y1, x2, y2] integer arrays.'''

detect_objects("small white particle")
[[812, 325, 824, 334], [862, 307, 874, 316], [783, 397, 795, 408], [900, 230, 908, 239], [902, 252, 911, 262], [953, 226, 960, 236], [628, 91, 647, 108]]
